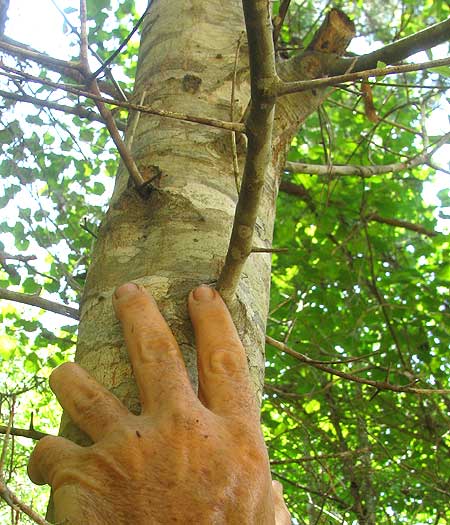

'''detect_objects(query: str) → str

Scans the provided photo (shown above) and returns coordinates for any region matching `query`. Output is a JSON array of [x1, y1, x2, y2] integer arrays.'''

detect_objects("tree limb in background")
[[285, 131, 450, 178], [272, 0, 291, 45], [0, 425, 49, 440], [216, 0, 277, 303], [0, 288, 79, 319], [332, 18, 450, 75], [0, 399, 49, 525], [79, 0, 147, 192], [271, 447, 371, 464], [274, 57, 450, 97], [0, 36, 120, 99], [0, 251, 36, 263], [90, 3, 151, 80], [0, 88, 126, 130], [366, 213, 437, 238], [279, 180, 438, 237], [266, 336, 450, 395]]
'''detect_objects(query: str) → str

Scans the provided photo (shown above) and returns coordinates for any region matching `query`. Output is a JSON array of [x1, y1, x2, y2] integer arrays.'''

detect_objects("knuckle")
[[207, 345, 248, 376], [72, 388, 111, 422], [136, 328, 179, 364]]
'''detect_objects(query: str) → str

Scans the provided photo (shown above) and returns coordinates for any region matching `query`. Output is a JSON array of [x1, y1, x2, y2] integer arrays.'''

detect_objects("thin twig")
[[274, 57, 450, 97], [285, 132, 450, 178], [266, 336, 450, 395], [0, 288, 80, 319], [0, 481, 52, 525], [91, 3, 152, 79], [272, 0, 291, 44], [0, 251, 36, 263], [251, 247, 288, 253], [79, 0, 147, 191], [0, 396, 14, 472], [366, 213, 437, 237], [362, 221, 408, 369], [0, 88, 126, 130], [270, 447, 371, 464], [0, 426, 49, 441], [230, 31, 245, 193], [50, 0, 127, 100]]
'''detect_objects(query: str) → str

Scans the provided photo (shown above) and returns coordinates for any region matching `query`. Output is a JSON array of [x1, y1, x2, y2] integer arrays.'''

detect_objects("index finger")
[[188, 285, 259, 421], [113, 283, 196, 416]]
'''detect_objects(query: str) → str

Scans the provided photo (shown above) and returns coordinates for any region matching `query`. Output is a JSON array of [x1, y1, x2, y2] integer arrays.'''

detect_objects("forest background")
[[0, 0, 449, 524]]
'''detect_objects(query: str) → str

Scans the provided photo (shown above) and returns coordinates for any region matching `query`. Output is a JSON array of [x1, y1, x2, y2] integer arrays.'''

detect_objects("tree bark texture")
[[59, 0, 354, 445]]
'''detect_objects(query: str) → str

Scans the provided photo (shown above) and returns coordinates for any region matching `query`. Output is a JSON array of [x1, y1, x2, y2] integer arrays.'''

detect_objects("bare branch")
[[0, 481, 52, 525], [274, 57, 450, 97], [272, 0, 291, 45], [0, 88, 126, 130], [0, 35, 120, 99], [266, 335, 450, 395], [271, 447, 371, 464], [366, 213, 437, 237], [90, 4, 151, 80], [251, 247, 288, 253], [0, 36, 82, 74], [285, 132, 450, 178], [217, 0, 277, 303], [0, 251, 36, 263], [79, 0, 147, 192], [0, 288, 79, 319], [0, 425, 49, 441], [332, 18, 450, 75], [0, 63, 245, 133]]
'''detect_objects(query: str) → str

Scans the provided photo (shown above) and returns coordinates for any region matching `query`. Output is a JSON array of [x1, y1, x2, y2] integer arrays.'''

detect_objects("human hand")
[[28, 283, 291, 524]]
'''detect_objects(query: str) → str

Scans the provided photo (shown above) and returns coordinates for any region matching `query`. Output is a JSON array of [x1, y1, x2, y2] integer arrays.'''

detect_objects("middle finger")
[[113, 283, 196, 416]]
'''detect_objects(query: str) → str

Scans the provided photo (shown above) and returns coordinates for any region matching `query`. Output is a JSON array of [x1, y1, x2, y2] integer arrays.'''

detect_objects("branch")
[[79, 0, 147, 193], [49, 0, 127, 101], [285, 132, 450, 178], [272, 0, 291, 44], [0, 251, 36, 263], [266, 335, 450, 395], [0, 63, 245, 133], [0, 425, 49, 440], [0, 88, 126, 130], [251, 247, 288, 253], [91, 4, 151, 79], [0, 36, 120, 99], [0, 36, 82, 74], [0, 288, 79, 319], [216, 0, 277, 303], [274, 57, 450, 97], [0, 481, 52, 525], [362, 222, 408, 369], [279, 180, 438, 237], [332, 18, 450, 74], [270, 447, 371, 464], [366, 213, 437, 238]]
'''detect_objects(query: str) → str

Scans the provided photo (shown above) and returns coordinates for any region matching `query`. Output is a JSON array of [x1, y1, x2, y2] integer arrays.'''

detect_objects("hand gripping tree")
[[0, 1, 449, 523]]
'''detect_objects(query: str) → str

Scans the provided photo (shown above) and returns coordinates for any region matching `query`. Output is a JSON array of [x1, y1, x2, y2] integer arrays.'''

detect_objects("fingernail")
[[114, 282, 139, 298], [192, 285, 215, 302]]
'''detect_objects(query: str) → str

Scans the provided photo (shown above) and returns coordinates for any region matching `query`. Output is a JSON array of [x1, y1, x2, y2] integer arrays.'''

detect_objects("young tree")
[[0, 0, 449, 523]]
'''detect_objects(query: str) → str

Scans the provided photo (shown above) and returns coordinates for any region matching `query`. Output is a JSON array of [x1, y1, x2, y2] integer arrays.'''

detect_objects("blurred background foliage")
[[0, 0, 449, 523]]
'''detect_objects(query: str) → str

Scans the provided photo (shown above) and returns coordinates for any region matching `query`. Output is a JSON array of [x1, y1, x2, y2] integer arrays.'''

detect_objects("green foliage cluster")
[[0, 0, 449, 523]]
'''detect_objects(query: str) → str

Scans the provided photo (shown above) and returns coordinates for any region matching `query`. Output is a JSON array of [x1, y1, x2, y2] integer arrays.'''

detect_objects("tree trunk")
[[50, 0, 355, 519], [60, 0, 271, 445]]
